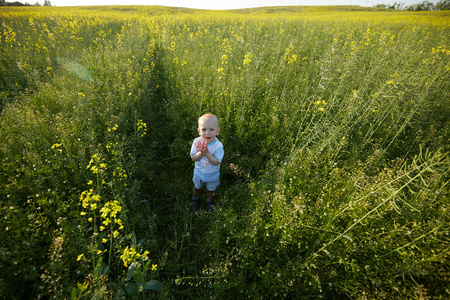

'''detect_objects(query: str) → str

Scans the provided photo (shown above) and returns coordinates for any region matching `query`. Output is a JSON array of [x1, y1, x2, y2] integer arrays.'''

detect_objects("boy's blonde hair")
[[198, 113, 219, 127]]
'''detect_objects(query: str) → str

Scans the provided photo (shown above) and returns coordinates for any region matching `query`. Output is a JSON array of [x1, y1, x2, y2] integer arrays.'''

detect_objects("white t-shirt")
[[190, 137, 224, 182]]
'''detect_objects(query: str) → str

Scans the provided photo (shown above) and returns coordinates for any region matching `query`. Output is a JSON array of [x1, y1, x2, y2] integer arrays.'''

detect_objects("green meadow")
[[0, 5, 449, 299]]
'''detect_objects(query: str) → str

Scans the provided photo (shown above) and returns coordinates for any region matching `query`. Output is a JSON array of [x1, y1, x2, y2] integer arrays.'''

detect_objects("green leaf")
[[144, 259, 152, 270], [136, 199, 149, 205], [125, 282, 138, 295], [93, 257, 104, 280], [313, 239, 321, 248], [126, 262, 136, 281], [340, 233, 353, 241], [143, 280, 163, 292], [102, 265, 110, 276], [323, 249, 333, 258], [131, 231, 137, 245], [70, 287, 78, 300]]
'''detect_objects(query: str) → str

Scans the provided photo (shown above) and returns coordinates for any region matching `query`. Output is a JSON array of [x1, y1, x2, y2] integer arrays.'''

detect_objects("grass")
[[0, 5, 449, 299]]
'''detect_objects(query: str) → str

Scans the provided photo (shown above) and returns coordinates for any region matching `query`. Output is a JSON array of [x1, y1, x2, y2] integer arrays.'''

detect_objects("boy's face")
[[198, 117, 220, 143]]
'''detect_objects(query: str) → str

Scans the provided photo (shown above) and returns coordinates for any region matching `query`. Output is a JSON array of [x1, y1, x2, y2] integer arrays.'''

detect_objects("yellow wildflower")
[[243, 52, 253, 65]]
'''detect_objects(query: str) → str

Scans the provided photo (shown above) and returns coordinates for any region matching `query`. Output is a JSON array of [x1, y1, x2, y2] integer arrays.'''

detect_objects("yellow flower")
[[290, 54, 298, 63], [77, 254, 85, 261], [243, 52, 253, 65], [90, 166, 98, 174], [80, 189, 93, 208], [120, 246, 136, 267], [152, 264, 158, 271]]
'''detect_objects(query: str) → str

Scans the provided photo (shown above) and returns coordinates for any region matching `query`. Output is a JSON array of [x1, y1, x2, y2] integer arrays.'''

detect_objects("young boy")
[[190, 113, 224, 212]]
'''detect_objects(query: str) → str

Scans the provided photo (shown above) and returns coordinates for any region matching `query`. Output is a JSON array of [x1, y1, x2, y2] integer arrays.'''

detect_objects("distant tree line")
[[0, 0, 51, 6], [375, 0, 449, 10]]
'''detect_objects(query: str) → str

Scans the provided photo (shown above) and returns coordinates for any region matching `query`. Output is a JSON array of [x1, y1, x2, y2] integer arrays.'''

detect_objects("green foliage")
[[224, 149, 449, 298], [0, 6, 449, 299]]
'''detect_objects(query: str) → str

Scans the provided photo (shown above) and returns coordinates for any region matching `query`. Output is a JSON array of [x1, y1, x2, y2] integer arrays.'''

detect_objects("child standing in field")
[[190, 114, 224, 213]]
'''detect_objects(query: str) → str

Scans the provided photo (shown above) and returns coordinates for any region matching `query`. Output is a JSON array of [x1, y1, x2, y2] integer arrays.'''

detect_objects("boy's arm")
[[191, 151, 203, 161], [202, 147, 220, 166]]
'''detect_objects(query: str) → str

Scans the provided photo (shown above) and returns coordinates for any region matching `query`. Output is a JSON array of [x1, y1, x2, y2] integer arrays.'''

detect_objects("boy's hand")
[[196, 139, 207, 152], [202, 144, 210, 155]]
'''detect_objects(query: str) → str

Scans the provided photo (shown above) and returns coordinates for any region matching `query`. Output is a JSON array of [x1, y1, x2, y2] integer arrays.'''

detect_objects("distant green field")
[[1, 5, 449, 299]]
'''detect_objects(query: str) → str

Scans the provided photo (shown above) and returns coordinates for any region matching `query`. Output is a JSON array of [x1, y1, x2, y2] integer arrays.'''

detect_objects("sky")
[[46, 0, 427, 9]]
